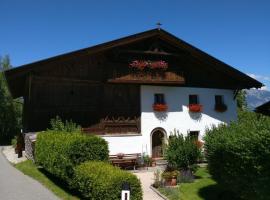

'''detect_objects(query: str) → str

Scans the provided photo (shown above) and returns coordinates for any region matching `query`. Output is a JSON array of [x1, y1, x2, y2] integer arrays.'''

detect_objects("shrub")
[[165, 130, 201, 171], [35, 131, 109, 184], [204, 111, 270, 200], [72, 161, 142, 200], [49, 116, 81, 132]]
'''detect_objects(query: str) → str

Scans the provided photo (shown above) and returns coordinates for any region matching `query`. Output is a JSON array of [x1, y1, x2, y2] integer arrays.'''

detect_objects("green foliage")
[[142, 153, 150, 166], [165, 130, 201, 171], [35, 131, 109, 184], [204, 111, 270, 200], [49, 116, 81, 133], [72, 161, 142, 200], [236, 90, 247, 111], [0, 55, 22, 144], [161, 170, 179, 180]]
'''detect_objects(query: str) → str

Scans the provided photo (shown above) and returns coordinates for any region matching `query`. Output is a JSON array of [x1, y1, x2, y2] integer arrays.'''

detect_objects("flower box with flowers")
[[153, 104, 168, 112], [129, 60, 168, 70], [215, 104, 227, 112], [188, 104, 203, 112]]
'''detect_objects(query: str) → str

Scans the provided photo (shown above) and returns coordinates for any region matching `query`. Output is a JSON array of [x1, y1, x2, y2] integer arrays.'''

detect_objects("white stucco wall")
[[102, 135, 143, 155], [103, 85, 237, 156]]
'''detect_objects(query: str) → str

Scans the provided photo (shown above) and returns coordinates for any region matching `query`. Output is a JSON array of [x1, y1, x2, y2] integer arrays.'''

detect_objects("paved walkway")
[[135, 171, 164, 200], [0, 147, 59, 200]]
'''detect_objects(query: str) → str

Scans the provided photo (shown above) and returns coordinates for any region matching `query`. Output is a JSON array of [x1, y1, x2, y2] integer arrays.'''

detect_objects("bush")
[[49, 116, 81, 132], [35, 131, 109, 184], [72, 161, 142, 200], [204, 111, 270, 200], [165, 131, 201, 171]]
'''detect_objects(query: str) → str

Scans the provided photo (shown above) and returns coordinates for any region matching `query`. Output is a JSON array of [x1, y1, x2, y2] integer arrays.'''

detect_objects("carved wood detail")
[[82, 116, 141, 134], [108, 70, 185, 84]]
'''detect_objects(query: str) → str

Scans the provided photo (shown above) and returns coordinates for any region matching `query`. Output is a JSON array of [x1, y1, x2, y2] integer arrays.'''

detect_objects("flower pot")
[[171, 177, 177, 186]]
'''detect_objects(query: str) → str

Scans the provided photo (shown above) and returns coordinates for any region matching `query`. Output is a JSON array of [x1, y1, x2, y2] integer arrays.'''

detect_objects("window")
[[189, 95, 198, 104], [189, 131, 199, 141], [215, 95, 224, 105], [154, 93, 165, 104]]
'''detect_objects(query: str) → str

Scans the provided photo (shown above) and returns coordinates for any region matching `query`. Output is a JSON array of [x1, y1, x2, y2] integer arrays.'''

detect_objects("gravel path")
[[0, 146, 59, 200], [135, 171, 164, 200]]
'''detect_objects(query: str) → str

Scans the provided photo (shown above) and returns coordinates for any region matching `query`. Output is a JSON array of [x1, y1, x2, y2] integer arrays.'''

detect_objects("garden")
[[16, 117, 143, 200], [152, 111, 270, 200]]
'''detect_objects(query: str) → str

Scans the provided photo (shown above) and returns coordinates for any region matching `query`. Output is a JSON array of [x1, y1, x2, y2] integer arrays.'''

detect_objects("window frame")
[[215, 95, 224, 105], [189, 94, 199, 104], [154, 93, 165, 104]]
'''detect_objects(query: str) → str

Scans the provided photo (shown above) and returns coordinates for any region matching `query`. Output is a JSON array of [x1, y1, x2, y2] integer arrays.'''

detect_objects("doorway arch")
[[151, 128, 167, 158]]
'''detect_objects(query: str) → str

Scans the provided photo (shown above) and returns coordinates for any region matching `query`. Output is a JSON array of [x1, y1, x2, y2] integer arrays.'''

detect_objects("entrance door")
[[152, 130, 165, 158]]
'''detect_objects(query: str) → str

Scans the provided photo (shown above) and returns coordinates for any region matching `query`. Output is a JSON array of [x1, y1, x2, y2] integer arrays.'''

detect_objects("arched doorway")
[[151, 128, 166, 158]]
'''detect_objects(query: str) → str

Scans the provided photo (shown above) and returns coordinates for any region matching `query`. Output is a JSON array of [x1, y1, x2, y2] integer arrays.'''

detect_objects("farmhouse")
[[4, 29, 262, 157]]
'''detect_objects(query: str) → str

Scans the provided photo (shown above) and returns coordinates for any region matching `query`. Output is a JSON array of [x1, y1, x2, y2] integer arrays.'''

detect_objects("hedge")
[[72, 161, 143, 200], [204, 111, 270, 200], [35, 131, 109, 183]]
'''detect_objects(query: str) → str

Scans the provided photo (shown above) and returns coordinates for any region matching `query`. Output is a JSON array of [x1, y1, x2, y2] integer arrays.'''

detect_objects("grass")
[[15, 160, 79, 200], [158, 167, 239, 200]]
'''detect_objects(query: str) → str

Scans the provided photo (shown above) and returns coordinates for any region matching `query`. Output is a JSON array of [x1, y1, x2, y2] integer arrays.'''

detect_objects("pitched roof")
[[255, 101, 270, 115], [4, 28, 263, 98]]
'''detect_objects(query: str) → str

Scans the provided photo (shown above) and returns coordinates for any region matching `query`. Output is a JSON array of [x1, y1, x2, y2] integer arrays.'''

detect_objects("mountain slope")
[[246, 89, 270, 110]]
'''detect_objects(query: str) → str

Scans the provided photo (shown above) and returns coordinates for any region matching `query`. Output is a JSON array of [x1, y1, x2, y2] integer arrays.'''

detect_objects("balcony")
[[108, 70, 185, 85], [82, 116, 141, 135]]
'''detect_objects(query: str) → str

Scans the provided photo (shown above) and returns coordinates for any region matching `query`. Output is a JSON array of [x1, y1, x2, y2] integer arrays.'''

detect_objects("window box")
[[153, 103, 168, 112], [129, 60, 168, 70], [215, 104, 227, 112], [188, 104, 203, 112]]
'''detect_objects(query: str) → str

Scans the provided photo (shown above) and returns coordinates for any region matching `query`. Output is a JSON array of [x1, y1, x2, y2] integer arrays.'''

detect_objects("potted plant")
[[188, 104, 203, 112], [162, 170, 179, 186], [171, 170, 179, 186], [143, 154, 151, 167]]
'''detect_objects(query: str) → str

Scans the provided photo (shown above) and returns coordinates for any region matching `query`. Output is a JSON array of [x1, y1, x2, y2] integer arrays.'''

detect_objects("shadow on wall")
[[154, 112, 168, 121], [142, 104, 236, 125]]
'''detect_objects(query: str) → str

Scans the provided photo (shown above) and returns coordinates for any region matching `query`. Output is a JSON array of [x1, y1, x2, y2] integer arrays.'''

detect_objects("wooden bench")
[[109, 153, 141, 170]]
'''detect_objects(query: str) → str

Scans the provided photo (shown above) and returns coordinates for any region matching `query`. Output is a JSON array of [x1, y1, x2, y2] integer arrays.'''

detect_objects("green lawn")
[[15, 160, 79, 200], [159, 167, 238, 200]]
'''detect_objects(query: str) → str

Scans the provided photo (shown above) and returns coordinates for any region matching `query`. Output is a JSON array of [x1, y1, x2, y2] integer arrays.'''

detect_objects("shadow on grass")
[[198, 184, 241, 200], [38, 168, 82, 199]]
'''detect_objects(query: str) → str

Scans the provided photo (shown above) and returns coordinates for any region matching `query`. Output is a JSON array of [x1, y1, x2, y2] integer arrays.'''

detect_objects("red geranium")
[[153, 104, 168, 112], [129, 60, 168, 70], [188, 104, 203, 112]]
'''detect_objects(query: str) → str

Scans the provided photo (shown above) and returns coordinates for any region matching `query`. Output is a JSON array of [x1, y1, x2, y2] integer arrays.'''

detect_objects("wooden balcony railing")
[[108, 70, 185, 84], [82, 116, 141, 135]]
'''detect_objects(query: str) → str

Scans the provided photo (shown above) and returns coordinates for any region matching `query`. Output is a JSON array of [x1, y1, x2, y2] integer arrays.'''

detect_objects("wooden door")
[[152, 130, 165, 158]]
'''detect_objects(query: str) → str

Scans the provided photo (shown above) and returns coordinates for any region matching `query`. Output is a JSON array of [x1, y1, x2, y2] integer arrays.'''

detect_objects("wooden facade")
[[4, 29, 263, 134]]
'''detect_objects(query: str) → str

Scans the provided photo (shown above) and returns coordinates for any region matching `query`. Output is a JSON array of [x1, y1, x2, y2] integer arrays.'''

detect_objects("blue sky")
[[1, 0, 270, 89]]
